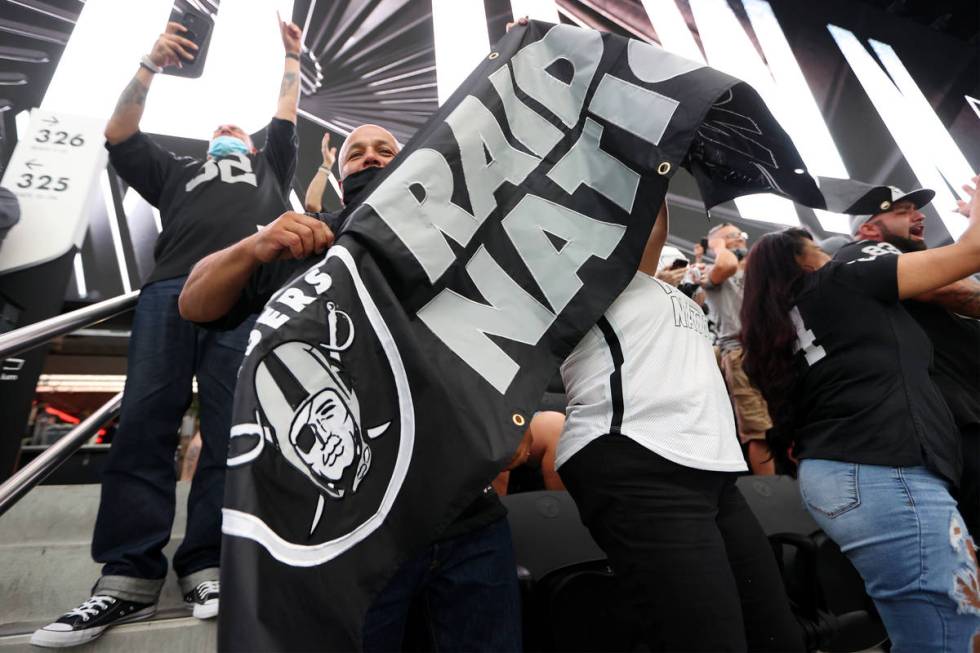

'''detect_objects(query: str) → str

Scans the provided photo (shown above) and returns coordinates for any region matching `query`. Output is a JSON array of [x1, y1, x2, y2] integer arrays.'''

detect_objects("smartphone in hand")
[[162, 6, 213, 79]]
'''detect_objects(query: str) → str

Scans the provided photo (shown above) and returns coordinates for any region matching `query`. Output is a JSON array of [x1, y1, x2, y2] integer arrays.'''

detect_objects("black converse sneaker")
[[30, 595, 156, 648], [183, 579, 220, 619]]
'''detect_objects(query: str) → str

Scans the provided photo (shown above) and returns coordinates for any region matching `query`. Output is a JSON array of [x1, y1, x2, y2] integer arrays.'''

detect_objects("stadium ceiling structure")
[[0, 0, 976, 156]]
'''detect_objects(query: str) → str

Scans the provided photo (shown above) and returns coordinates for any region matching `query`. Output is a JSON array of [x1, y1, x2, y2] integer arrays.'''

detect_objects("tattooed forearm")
[[105, 71, 153, 144], [946, 282, 980, 318], [923, 279, 980, 318], [115, 76, 148, 112], [274, 64, 300, 120], [279, 72, 298, 99]]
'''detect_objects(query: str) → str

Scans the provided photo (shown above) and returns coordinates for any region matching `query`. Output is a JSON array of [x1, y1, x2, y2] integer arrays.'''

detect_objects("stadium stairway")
[[0, 483, 215, 652]]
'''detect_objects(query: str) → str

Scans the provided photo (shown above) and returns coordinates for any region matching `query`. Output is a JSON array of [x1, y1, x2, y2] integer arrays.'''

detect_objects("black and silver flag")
[[218, 20, 825, 650]]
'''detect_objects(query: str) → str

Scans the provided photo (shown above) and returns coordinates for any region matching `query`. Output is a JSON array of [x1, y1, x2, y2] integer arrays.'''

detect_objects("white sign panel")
[[0, 109, 108, 274]]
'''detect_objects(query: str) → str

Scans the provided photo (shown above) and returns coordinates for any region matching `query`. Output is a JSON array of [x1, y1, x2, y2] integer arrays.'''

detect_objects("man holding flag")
[[181, 122, 523, 651]]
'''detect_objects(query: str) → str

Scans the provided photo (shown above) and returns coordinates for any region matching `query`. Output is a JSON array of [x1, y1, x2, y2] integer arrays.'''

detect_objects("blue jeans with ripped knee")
[[799, 459, 980, 653]]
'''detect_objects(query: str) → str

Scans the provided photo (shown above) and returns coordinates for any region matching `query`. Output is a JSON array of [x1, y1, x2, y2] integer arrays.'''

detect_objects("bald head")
[[338, 124, 400, 179]]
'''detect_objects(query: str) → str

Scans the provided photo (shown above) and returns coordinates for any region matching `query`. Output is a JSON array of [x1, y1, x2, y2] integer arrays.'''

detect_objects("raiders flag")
[[218, 21, 825, 650]]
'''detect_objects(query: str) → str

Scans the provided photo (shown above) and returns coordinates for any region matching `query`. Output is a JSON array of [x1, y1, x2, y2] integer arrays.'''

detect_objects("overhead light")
[[868, 38, 973, 204], [828, 25, 966, 239], [510, 0, 560, 23], [73, 252, 88, 298], [637, 0, 706, 63], [431, 0, 490, 106], [37, 374, 199, 393], [0, 45, 51, 63], [15, 109, 30, 137], [0, 73, 28, 86], [101, 172, 132, 294]]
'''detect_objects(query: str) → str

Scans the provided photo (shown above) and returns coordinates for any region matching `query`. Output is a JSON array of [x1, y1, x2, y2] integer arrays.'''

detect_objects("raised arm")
[[304, 132, 337, 212], [897, 175, 980, 300], [706, 237, 739, 285], [275, 15, 303, 124], [638, 200, 669, 275], [104, 22, 197, 145], [911, 177, 980, 317], [178, 212, 334, 322]]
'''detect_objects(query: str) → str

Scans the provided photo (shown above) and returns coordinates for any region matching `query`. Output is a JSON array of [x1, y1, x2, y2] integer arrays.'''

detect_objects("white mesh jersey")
[[557, 272, 747, 472]]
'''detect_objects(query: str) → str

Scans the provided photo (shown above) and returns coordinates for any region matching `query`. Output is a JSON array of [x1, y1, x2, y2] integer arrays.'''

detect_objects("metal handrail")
[[0, 392, 123, 516], [0, 290, 140, 359], [0, 291, 140, 516]]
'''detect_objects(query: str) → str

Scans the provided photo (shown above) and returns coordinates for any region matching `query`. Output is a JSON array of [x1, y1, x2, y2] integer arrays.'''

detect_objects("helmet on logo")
[[255, 340, 372, 499]]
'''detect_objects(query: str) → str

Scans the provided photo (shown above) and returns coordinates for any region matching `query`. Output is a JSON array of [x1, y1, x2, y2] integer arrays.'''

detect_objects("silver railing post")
[[0, 290, 140, 515], [0, 291, 140, 359]]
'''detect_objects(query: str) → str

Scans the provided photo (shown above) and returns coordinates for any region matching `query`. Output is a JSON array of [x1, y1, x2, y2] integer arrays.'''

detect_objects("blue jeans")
[[362, 517, 522, 652], [90, 277, 254, 601], [799, 459, 980, 653]]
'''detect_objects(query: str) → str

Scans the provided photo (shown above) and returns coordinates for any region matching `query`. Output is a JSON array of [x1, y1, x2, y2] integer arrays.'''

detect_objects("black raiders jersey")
[[902, 299, 980, 430], [106, 118, 298, 285], [791, 240, 961, 484]]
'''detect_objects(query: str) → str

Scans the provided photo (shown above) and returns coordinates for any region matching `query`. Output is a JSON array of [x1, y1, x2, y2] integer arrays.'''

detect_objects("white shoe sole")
[[188, 599, 218, 620], [29, 605, 156, 648]]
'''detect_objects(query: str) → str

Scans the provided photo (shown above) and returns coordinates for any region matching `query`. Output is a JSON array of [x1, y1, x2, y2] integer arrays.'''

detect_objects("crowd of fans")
[[23, 15, 980, 653]]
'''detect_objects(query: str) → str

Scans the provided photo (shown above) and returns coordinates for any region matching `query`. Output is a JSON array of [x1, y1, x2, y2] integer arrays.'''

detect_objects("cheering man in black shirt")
[[739, 176, 980, 652], [32, 16, 305, 649], [840, 181, 980, 539]]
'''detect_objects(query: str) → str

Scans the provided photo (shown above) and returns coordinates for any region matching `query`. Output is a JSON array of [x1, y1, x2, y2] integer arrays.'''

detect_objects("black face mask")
[[341, 166, 384, 206]]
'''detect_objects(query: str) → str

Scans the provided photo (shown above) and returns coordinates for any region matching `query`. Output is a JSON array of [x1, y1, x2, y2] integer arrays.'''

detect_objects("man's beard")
[[879, 223, 926, 253]]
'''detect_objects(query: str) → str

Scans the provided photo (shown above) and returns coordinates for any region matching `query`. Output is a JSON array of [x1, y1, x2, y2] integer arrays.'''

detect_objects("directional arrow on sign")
[[24, 159, 43, 170], [41, 115, 59, 125]]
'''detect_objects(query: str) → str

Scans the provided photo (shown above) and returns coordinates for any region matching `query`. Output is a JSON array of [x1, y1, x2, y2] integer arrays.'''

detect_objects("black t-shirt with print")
[[791, 240, 961, 484], [902, 299, 980, 430], [106, 118, 298, 285]]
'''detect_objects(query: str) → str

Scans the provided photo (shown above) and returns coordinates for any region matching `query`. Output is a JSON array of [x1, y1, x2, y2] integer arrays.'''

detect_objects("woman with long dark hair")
[[740, 180, 980, 652], [557, 202, 804, 652]]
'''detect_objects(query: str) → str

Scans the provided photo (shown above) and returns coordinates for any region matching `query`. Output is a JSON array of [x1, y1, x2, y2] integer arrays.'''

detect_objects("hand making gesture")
[[321, 132, 337, 171], [278, 12, 303, 56]]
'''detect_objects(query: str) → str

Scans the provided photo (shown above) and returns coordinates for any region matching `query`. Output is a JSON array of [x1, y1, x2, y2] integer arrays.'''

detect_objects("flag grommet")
[[657, 162, 671, 175], [488, 52, 499, 60], [512, 413, 526, 427]]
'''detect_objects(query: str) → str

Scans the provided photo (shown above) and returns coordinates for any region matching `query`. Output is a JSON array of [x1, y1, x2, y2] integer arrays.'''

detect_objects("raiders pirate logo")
[[222, 246, 415, 567]]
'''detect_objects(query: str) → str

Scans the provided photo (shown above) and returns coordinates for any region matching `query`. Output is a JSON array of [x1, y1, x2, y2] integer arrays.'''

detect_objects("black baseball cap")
[[816, 176, 934, 237]]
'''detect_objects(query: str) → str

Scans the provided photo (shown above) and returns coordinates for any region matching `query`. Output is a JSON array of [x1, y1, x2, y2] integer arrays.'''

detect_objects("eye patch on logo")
[[295, 424, 318, 455]]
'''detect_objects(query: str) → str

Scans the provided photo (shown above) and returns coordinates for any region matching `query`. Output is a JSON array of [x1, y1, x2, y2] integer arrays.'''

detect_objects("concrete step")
[[0, 613, 215, 652], [0, 484, 188, 546], [0, 540, 188, 628], [0, 484, 192, 631]]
